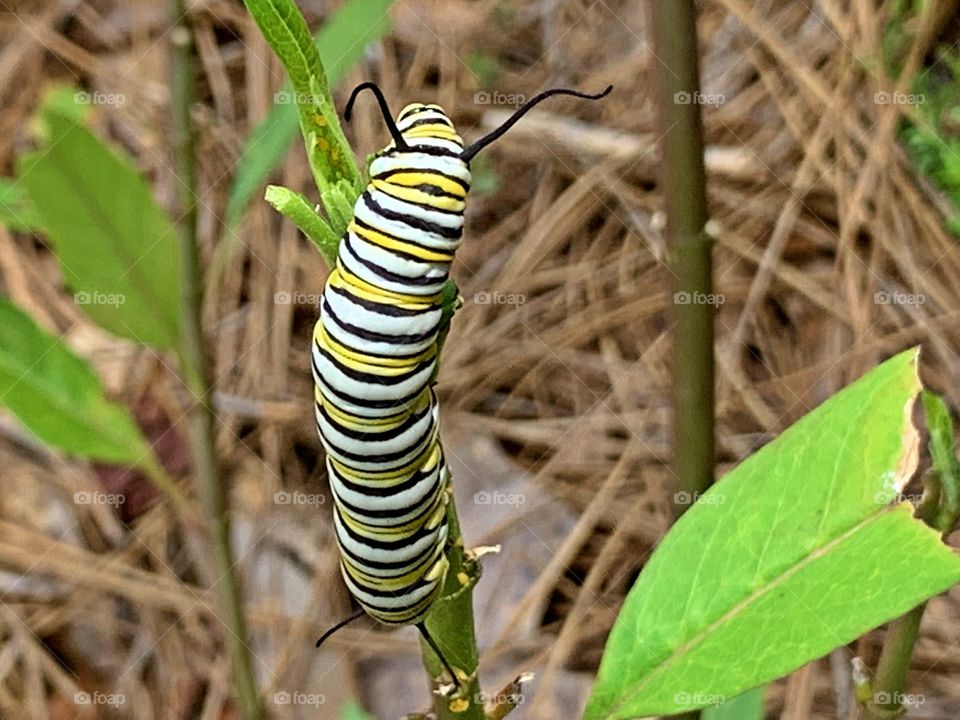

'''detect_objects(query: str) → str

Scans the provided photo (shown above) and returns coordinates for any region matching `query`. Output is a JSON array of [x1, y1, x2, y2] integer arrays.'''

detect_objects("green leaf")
[[701, 687, 764, 720], [922, 390, 960, 532], [17, 112, 181, 349], [585, 349, 960, 719], [264, 184, 339, 265], [229, 0, 391, 225], [0, 179, 41, 231], [0, 297, 152, 465]]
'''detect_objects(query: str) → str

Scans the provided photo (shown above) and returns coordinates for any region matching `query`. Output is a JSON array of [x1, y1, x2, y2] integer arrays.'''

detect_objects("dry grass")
[[1, 0, 959, 718]]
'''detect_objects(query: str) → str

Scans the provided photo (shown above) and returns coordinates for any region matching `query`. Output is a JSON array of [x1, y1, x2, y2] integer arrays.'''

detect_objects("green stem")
[[650, 3, 713, 719], [863, 605, 924, 720], [170, 5, 264, 719], [419, 498, 486, 720], [651, 0, 715, 513]]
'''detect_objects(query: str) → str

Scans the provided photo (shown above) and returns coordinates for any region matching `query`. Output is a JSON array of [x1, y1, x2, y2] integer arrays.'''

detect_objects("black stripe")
[[341, 237, 448, 289], [335, 503, 443, 551], [364, 191, 463, 239], [370, 185, 464, 218], [328, 452, 442, 498], [317, 394, 432, 443], [315, 341, 433, 387], [313, 354, 426, 411], [320, 317, 435, 363], [323, 295, 439, 344], [334, 480, 442, 523], [339, 537, 441, 578], [401, 115, 454, 130], [328, 281, 440, 318], [353, 216, 456, 261]]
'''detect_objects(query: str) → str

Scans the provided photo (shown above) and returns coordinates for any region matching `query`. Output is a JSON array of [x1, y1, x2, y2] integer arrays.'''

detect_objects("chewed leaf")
[[585, 349, 960, 719]]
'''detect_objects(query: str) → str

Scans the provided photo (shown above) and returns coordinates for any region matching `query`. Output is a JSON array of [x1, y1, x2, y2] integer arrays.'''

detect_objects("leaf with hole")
[[584, 348, 960, 719]]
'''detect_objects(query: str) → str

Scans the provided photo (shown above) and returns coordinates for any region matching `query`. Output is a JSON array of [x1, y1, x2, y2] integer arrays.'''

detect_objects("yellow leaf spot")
[[457, 571, 469, 586], [316, 137, 330, 151]]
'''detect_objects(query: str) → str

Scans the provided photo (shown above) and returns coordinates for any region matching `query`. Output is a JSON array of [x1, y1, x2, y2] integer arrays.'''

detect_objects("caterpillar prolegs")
[[312, 82, 612, 684]]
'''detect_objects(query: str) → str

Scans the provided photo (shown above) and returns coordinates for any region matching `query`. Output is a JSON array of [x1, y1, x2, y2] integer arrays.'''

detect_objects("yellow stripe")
[[316, 323, 436, 370], [331, 438, 440, 485], [402, 123, 462, 142], [382, 171, 467, 198], [352, 221, 454, 263], [335, 265, 442, 304], [315, 385, 431, 431], [371, 180, 465, 213], [328, 270, 438, 311], [335, 490, 445, 539]]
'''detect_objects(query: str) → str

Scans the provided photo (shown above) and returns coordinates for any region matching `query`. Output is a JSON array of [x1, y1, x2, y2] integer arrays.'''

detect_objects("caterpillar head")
[[344, 82, 612, 165]]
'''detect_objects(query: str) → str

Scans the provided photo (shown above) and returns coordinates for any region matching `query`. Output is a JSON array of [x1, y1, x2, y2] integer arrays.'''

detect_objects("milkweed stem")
[[170, 3, 263, 719]]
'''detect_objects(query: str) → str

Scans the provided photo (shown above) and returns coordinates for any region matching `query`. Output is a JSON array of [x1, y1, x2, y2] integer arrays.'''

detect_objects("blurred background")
[[1, 0, 960, 718]]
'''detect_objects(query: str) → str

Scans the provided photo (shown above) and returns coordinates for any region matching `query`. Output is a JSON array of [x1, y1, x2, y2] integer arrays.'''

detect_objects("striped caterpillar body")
[[313, 82, 612, 680]]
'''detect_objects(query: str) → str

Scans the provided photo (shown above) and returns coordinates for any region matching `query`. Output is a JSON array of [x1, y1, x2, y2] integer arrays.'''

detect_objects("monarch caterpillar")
[[313, 81, 612, 685]]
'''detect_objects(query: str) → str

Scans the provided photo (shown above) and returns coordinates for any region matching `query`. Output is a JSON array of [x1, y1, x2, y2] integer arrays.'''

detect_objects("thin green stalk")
[[650, 0, 715, 512], [864, 605, 925, 720], [650, 3, 714, 718], [418, 499, 486, 720], [170, 5, 264, 719]]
